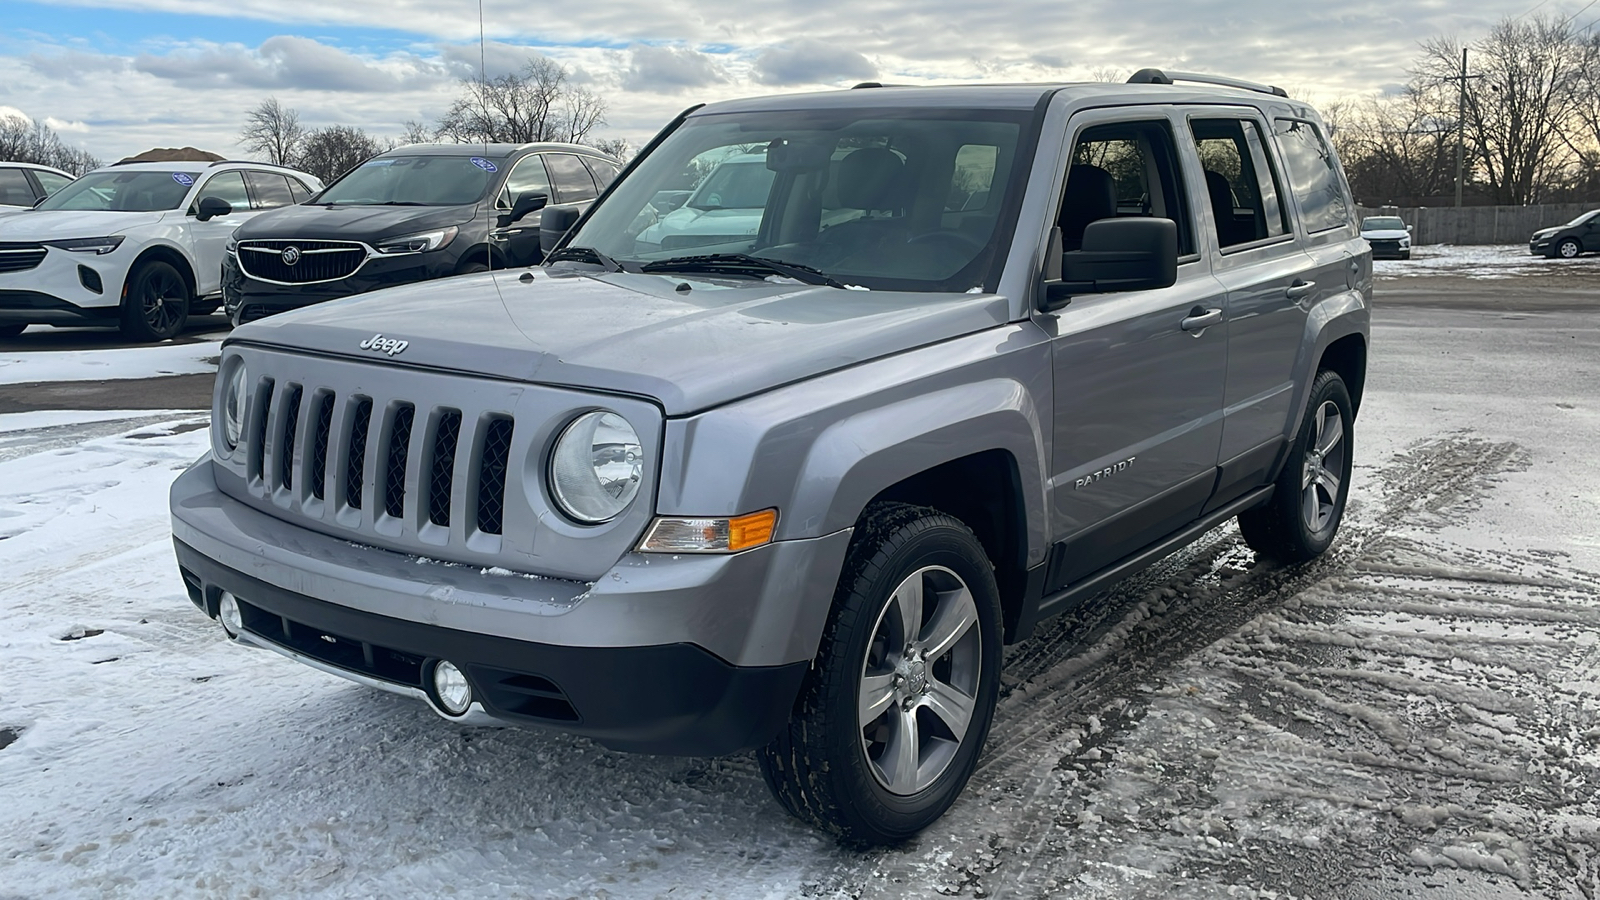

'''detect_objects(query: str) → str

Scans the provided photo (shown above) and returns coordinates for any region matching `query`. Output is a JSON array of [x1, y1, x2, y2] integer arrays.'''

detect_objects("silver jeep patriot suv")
[[171, 69, 1370, 844]]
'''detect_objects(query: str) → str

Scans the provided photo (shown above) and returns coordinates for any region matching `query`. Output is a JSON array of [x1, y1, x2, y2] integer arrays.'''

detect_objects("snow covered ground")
[[1, 301, 1598, 898], [1373, 243, 1600, 279], [0, 341, 219, 386]]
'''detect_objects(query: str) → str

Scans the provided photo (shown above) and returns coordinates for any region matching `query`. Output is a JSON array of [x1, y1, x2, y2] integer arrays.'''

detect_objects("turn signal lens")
[[637, 509, 778, 554]]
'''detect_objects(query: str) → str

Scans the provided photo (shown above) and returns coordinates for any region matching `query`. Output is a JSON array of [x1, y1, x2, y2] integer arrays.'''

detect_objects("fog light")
[[431, 661, 472, 716], [218, 591, 243, 637]]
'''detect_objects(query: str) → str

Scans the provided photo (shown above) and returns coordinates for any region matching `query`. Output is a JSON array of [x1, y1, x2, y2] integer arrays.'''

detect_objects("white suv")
[[0, 160, 322, 341], [0, 162, 75, 217]]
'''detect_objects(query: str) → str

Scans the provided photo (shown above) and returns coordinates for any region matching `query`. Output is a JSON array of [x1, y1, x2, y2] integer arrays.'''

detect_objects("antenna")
[[479, 0, 494, 273]]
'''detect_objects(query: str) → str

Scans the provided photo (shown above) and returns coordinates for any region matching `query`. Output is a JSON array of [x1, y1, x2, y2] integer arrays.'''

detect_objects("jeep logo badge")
[[359, 333, 409, 356], [280, 246, 301, 266]]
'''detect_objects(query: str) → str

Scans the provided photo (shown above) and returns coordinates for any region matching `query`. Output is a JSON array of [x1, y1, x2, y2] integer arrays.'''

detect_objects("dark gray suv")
[[171, 69, 1370, 845]]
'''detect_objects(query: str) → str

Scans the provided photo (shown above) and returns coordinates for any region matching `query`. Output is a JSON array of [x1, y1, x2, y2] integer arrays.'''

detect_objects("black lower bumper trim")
[[0, 290, 117, 325], [174, 539, 807, 756]]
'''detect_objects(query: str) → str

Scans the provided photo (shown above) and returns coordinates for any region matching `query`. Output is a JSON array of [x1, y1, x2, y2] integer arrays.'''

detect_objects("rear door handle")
[[1286, 279, 1317, 300], [1181, 307, 1223, 333]]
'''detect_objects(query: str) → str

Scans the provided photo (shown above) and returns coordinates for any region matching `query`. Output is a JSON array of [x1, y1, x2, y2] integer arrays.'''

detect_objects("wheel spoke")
[[882, 708, 921, 794], [1316, 412, 1344, 456], [892, 574, 924, 650], [1315, 466, 1342, 499], [859, 673, 897, 728], [921, 586, 977, 660], [924, 679, 975, 738], [1302, 482, 1320, 528]]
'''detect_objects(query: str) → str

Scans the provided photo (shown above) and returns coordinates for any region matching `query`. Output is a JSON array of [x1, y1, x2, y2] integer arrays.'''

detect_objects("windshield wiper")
[[639, 253, 845, 288], [544, 245, 635, 273]]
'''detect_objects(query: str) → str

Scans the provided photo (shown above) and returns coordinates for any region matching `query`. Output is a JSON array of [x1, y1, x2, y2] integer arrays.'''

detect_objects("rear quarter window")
[[1273, 119, 1352, 234]]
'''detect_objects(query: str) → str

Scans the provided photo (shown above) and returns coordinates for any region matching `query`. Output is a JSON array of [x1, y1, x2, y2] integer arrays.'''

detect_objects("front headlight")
[[44, 235, 124, 255], [220, 359, 248, 452], [225, 238, 238, 256], [375, 226, 458, 255], [549, 411, 643, 524]]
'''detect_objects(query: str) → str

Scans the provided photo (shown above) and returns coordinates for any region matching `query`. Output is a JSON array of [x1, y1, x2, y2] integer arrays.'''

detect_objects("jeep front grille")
[[0, 243, 46, 274], [238, 239, 367, 284]]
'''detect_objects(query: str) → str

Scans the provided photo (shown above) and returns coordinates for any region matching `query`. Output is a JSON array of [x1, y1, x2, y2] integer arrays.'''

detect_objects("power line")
[[1558, 0, 1599, 26]]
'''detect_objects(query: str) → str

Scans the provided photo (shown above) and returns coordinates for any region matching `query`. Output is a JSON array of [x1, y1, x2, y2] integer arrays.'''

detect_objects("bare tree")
[[1418, 16, 1586, 205], [434, 56, 608, 144], [239, 97, 305, 166], [294, 125, 382, 183], [1328, 86, 1460, 205], [589, 137, 631, 160], [399, 120, 433, 146], [0, 113, 100, 174]]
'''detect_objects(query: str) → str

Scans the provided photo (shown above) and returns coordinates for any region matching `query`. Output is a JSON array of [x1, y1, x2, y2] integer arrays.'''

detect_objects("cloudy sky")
[[0, 0, 1576, 163]]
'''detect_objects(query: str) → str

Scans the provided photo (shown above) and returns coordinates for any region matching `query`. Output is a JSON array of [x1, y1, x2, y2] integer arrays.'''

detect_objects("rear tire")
[[1238, 370, 1354, 563], [119, 260, 190, 342], [0, 324, 25, 339], [757, 502, 1003, 846]]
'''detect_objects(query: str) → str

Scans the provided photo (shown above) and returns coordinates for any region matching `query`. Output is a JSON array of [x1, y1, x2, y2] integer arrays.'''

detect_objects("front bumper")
[[170, 459, 851, 755], [1530, 238, 1554, 255], [225, 250, 447, 324], [0, 247, 125, 324]]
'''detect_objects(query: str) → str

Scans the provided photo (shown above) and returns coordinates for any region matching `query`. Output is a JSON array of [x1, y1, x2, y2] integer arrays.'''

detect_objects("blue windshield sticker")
[[470, 157, 498, 173], [172, 172, 194, 186]]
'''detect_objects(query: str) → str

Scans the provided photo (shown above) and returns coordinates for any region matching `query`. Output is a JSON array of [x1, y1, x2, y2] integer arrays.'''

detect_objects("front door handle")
[[1286, 279, 1317, 300], [1181, 306, 1223, 333]]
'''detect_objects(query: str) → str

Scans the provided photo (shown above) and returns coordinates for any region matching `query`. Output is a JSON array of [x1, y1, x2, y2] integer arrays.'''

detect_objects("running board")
[[1030, 484, 1275, 627]]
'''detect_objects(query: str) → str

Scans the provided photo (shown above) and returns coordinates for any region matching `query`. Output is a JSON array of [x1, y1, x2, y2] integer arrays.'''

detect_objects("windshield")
[[314, 155, 498, 206], [36, 170, 197, 212], [566, 107, 1034, 292], [1361, 217, 1406, 230], [1565, 210, 1599, 227]]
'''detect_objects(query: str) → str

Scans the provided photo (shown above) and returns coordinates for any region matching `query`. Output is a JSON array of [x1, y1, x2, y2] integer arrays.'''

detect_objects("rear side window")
[[546, 153, 599, 202], [245, 171, 295, 209], [287, 178, 312, 202], [0, 168, 33, 206], [1063, 119, 1194, 256], [581, 157, 621, 189], [1191, 118, 1289, 249], [34, 170, 73, 197], [1273, 119, 1351, 233]]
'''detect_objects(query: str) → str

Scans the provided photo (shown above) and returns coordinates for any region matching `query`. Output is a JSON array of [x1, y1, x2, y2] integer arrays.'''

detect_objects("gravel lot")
[[0, 254, 1597, 899]]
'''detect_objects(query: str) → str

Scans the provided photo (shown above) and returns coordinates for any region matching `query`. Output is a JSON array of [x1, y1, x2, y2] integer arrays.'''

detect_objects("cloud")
[[437, 41, 552, 82], [621, 45, 727, 93], [752, 39, 876, 86], [134, 36, 438, 92], [43, 117, 91, 133], [25, 50, 130, 82]]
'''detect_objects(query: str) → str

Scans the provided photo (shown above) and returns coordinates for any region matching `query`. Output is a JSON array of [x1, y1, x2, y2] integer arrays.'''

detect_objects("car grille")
[[0, 243, 46, 274], [238, 239, 367, 284], [1367, 239, 1401, 252]]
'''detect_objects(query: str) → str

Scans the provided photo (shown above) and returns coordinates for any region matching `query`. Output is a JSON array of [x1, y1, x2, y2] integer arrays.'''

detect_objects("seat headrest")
[[1204, 169, 1235, 209], [835, 147, 906, 211], [1059, 164, 1117, 249]]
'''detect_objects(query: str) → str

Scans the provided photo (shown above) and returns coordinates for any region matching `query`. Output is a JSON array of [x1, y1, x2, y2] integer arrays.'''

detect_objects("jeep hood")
[[230, 267, 1010, 415], [236, 203, 474, 242]]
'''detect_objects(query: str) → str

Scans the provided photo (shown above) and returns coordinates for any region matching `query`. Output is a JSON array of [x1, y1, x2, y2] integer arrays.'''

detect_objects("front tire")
[[1558, 238, 1583, 259], [120, 260, 190, 342], [757, 503, 1003, 846], [1238, 370, 1354, 563]]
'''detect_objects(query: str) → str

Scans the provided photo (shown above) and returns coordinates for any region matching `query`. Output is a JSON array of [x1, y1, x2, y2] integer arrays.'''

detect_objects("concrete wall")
[[1357, 203, 1595, 246]]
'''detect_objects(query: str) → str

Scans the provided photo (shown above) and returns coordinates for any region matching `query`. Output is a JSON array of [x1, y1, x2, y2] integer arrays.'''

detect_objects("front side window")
[[314, 155, 498, 206], [498, 155, 553, 208], [36, 170, 198, 212], [1063, 120, 1194, 256], [195, 171, 250, 213], [1191, 118, 1289, 249], [567, 108, 1034, 292], [1273, 119, 1351, 233]]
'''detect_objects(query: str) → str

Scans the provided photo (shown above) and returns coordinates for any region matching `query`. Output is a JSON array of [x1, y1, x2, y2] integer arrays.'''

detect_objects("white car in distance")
[[1359, 215, 1412, 260], [0, 162, 75, 218], [0, 160, 322, 341]]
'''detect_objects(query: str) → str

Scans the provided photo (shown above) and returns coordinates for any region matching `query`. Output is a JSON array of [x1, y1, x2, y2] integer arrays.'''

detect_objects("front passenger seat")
[[1058, 164, 1117, 252]]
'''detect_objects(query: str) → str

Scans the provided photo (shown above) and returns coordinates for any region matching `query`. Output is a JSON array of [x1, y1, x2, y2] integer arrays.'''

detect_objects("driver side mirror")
[[1406, 224, 1414, 233], [500, 191, 548, 227], [1038, 218, 1178, 312], [539, 204, 583, 255], [196, 196, 232, 222]]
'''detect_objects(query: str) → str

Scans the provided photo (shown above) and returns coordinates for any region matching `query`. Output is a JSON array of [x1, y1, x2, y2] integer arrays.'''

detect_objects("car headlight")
[[549, 411, 643, 524], [225, 238, 238, 256], [375, 226, 458, 255], [43, 235, 124, 255], [219, 358, 248, 452]]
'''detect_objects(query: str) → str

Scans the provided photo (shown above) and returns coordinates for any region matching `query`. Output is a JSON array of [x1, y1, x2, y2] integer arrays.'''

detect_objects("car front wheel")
[[120, 260, 190, 342], [757, 502, 1003, 846], [1557, 237, 1583, 259]]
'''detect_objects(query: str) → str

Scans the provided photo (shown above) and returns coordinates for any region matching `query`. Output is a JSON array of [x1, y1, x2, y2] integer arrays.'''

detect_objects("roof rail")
[[208, 159, 283, 168], [1126, 67, 1288, 98]]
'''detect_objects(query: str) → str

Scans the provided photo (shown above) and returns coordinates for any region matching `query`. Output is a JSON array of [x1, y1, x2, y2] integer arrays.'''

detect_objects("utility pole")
[[1455, 47, 1467, 208]]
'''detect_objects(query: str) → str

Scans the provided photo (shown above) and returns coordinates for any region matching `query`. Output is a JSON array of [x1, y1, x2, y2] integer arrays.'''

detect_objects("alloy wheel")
[[141, 269, 185, 335], [1300, 399, 1346, 533]]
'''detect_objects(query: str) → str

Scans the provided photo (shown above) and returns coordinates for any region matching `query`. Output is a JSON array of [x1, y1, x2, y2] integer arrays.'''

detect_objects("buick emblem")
[[280, 246, 301, 266]]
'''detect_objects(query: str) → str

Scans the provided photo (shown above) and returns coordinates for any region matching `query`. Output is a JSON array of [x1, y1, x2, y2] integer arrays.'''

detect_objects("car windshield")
[[1564, 210, 1599, 227], [566, 107, 1035, 292], [1361, 217, 1406, 230], [314, 155, 498, 206], [35, 170, 197, 212]]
